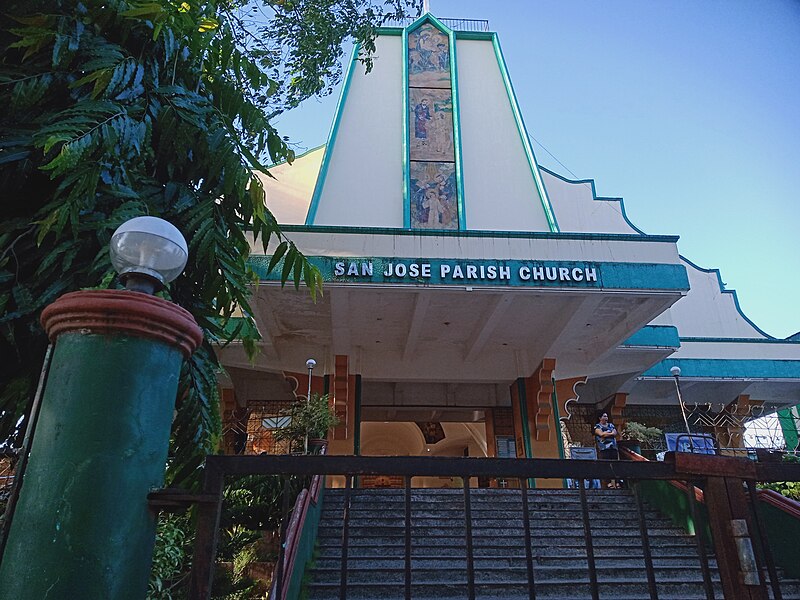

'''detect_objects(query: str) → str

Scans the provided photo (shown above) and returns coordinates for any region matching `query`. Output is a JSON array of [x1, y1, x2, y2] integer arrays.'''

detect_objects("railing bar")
[[463, 477, 476, 600], [745, 480, 783, 600], [339, 474, 352, 600], [578, 483, 600, 600], [519, 478, 536, 600], [405, 475, 412, 600], [685, 480, 715, 600], [632, 481, 659, 600], [275, 476, 293, 600]]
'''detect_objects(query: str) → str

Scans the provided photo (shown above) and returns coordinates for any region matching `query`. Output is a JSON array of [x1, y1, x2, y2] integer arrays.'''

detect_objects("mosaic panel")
[[410, 161, 458, 229], [408, 23, 450, 88], [409, 87, 454, 162]]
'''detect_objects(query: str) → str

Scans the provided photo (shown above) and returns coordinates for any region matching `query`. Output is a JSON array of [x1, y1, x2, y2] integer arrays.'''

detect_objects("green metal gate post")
[[0, 290, 202, 600]]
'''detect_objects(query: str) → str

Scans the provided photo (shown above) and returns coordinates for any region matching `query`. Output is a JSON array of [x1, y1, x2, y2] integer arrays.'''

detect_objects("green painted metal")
[[305, 44, 360, 225], [491, 34, 560, 233], [0, 332, 183, 600], [354, 374, 362, 455], [289, 485, 326, 600], [279, 223, 681, 243], [757, 498, 800, 579], [636, 480, 712, 546], [402, 28, 411, 228], [778, 406, 799, 453], [516, 378, 534, 488], [449, 28, 467, 230]]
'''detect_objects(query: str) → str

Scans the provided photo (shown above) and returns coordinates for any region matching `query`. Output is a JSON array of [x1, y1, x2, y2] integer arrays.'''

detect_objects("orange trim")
[[40, 289, 202, 358]]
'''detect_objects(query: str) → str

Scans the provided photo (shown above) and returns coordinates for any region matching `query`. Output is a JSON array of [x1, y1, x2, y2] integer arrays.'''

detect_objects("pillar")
[[0, 290, 202, 600]]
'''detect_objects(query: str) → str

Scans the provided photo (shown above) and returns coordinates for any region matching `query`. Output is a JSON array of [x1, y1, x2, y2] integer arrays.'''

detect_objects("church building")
[[216, 14, 800, 486]]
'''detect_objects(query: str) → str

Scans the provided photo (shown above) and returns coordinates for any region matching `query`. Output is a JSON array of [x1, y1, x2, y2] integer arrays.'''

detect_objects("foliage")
[[148, 513, 193, 600], [759, 453, 800, 501], [271, 393, 339, 451], [760, 481, 800, 502], [622, 421, 664, 444], [0, 0, 418, 487]]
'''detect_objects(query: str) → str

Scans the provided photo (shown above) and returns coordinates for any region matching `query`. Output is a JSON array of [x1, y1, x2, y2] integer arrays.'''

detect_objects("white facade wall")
[[456, 39, 551, 231], [312, 35, 404, 227], [540, 170, 642, 235], [651, 258, 769, 338]]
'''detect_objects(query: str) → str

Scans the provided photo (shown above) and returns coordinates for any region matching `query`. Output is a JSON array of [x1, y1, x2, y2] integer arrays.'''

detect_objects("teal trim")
[[680, 255, 776, 340], [637, 481, 712, 545], [680, 336, 800, 344], [287, 484, 326, 600], [305, 45, 360, 225], [538, 165, 647, 236], [492, 34, 559, 233], [250, 255, 690, 292], [621, 325, 681, 349], [404, 14, 464, 230], [449, 28, 466, 229], [778, 407, 799, 452], [758, 499, 800, 579], [376, 26, 403, 36], [402, 28, 411, 228], [642, 358, 800, 380], [354, 374, 362, 455], [516, 378, 534, 488], [455, 31, 495, 41], [279, 223, 681, 243]]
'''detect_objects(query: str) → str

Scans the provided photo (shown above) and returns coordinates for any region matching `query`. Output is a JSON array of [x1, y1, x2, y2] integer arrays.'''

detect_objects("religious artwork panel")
[[410, 161, 458, 229], [408, 23, 450, 88], [409, 87, 454, 162]]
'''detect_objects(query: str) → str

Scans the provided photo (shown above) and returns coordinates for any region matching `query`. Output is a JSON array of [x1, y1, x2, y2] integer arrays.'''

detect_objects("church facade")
[[216, 14, 800, 485]]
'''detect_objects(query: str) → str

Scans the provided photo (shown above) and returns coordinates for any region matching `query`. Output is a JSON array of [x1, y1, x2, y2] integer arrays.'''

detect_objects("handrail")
[[619, 445, 704, 502], [268, 447, 327, 600], [757, 488, 800, 519]]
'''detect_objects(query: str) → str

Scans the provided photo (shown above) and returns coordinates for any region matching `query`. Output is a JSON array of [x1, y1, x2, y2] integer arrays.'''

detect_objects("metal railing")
[[384, 17, 490, 32], [177, 454, 800, 600]]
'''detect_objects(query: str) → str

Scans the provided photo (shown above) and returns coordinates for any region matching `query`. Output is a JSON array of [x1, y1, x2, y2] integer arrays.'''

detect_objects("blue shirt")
[[595, 422, 618, 450]]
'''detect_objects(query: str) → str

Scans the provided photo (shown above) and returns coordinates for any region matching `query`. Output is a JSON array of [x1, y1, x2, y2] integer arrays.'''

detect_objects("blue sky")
[[274, 0, 800, 338]]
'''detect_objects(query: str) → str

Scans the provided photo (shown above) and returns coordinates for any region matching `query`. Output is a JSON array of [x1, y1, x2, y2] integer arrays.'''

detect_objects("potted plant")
[[272, 393, 339, 454], [620, 421, 663, 456]]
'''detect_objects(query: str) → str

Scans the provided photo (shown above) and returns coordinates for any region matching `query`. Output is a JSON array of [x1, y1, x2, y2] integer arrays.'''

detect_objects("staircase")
[[306, 488, 800, 600]]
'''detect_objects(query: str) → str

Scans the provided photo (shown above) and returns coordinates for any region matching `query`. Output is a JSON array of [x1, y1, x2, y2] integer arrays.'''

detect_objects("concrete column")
[[0, 290, 202, 600]]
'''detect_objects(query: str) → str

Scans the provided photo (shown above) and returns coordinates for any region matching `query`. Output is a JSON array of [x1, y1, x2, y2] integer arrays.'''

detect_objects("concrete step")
[[317, 534, 702, 550], [317, 543, 706, 559], [305, 580, 730, 600], [316, 525, 694, 540], [314, 555, 719, 570]]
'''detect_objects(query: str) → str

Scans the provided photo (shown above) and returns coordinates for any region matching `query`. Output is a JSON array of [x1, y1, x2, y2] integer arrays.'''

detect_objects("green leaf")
[[267, 241, 288, 274]]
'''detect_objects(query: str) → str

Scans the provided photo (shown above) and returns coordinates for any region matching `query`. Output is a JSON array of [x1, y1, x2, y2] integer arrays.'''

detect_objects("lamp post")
[[304, 358, 316, 454], [0, 217, 202, 600], [671, 366, 696, 453]]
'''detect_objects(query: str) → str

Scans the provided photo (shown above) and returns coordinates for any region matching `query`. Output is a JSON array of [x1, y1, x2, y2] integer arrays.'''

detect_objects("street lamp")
[[304, 358, 316, 454], [1, 217, 202, 600], [110, 216, 188, 294], [671, 366, 695, 453]]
